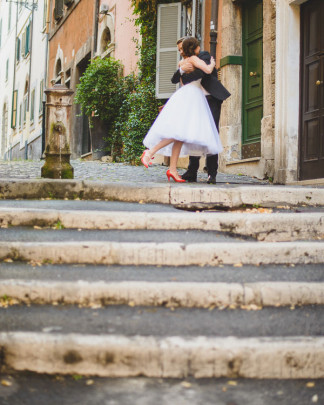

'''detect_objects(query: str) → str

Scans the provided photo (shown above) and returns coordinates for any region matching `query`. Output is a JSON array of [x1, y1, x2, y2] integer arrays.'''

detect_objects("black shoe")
[[181, 171, 197, 182], [207, 175, 216, 184]]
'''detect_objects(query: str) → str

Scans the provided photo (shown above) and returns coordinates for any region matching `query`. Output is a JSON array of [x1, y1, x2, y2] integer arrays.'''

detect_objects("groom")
[[171, 37, 231, 184]]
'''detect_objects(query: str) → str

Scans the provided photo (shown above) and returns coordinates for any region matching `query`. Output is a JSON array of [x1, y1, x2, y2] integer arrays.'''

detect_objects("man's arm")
[[171, 69, 181, 84]]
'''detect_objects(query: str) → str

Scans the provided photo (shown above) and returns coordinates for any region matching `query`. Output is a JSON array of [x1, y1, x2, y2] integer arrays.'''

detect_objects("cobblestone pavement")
[[0, 159, 268, 185]]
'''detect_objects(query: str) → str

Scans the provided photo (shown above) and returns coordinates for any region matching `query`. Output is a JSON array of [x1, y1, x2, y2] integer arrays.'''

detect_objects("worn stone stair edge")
[[1, 280, 324, 308], [1, 332, 323, 379], [1, 241, 323, 266], [0, 179, 324, 207], [0, 209, 323, 242]]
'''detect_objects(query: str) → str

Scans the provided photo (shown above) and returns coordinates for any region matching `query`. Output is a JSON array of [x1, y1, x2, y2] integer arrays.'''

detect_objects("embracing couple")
[[141, 36, 230, 184]]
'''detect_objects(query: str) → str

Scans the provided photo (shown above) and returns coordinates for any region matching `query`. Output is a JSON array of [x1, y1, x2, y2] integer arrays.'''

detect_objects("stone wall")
[[219, 0, 276, 180]]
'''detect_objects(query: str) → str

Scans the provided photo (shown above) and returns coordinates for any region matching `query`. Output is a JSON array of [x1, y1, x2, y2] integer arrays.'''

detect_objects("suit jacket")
[[171, 51, 231, 102]]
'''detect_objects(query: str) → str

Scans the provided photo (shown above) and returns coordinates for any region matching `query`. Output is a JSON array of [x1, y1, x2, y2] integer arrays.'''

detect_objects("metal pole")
[[209, 0, 218, 59]]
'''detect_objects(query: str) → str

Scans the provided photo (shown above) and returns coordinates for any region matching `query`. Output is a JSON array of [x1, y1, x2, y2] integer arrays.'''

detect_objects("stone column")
[[41, 82, 74, 179]]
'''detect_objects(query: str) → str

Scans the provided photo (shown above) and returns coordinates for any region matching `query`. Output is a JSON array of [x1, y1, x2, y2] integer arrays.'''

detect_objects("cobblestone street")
[[0, 160, 268, 185]]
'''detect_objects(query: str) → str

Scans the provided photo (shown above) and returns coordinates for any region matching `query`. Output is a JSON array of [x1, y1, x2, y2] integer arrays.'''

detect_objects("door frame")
[[298, 0, 324, 181]]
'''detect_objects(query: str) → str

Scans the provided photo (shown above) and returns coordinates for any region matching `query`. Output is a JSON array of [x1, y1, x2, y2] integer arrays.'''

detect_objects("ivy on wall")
[[111, 0, 177, 164]]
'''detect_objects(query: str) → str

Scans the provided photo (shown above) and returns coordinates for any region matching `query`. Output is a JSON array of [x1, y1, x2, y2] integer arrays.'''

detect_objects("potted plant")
[[75, 56, 124, 160]]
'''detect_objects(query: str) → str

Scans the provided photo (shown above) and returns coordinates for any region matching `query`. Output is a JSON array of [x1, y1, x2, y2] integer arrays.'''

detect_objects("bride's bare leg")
[[148, 138, 174, 157], [169, 141, 184, 180]]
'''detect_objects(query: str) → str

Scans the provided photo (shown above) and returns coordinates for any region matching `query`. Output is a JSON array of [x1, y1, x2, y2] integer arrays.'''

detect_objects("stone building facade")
[[48, 0, 139, 159], [0, 0, 48, 160], [218, 0, 323, 184]]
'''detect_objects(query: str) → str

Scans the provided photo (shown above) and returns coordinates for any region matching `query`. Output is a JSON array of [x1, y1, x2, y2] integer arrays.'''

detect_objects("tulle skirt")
[[143, 81, 223, 157]]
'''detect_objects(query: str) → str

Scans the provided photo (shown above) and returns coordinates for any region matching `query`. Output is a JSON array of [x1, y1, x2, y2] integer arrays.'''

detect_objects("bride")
[[141, 37, 223, 182]]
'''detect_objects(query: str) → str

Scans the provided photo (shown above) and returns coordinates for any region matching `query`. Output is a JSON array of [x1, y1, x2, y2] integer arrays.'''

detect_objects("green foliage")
[[119, 78, 161, 164], [74, 57, 124, 126]]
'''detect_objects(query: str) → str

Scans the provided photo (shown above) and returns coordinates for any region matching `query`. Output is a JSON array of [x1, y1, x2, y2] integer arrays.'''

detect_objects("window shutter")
[[11, 90, 18, 129], [156, 3, 181, 99], [25, 24, 30, 55], [30, 89, 35, 122], [21, 31, 26, 57], [16, 37, 20, 61], [54, 0, 64, 20]]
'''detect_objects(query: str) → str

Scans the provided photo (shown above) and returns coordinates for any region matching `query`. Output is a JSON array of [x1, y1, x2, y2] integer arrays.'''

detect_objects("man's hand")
[[179, 59, 195, 73]]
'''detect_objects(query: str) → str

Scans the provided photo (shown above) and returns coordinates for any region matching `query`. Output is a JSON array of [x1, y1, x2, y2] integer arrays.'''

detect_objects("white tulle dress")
[[143, 79, 223, 157]]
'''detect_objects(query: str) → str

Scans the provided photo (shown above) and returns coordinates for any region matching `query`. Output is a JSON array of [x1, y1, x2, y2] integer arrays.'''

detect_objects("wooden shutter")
[[54, 0, 64, 20], [11, 90, 18, 129], [21, 31, 26, 57], [16, 37, 20, 62], [25, 23, 30, 55], [156, 3, 181, 99]]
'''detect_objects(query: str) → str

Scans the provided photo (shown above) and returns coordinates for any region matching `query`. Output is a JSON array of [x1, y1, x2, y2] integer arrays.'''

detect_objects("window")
[[39, 79, 44, 114], [30, 89, 35, 123], [11, 90, 18, 129], [54, 0, 64, 21], [65, 68, 71, 88], [5, 59, 9, 82]]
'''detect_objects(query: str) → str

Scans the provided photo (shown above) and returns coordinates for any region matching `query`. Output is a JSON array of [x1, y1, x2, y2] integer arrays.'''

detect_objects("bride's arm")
[[188, 55, 215, 74]]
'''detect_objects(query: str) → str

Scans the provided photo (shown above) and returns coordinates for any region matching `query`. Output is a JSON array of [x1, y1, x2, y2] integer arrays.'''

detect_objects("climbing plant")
[[113, 0, 176, 163]]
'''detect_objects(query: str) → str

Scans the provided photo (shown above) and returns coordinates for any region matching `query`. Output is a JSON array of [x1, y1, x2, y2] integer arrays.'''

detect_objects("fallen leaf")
[[312, 394, 318, 403], [1, 380, 12, 387], [222, 386, 227, 392], [3, 258, 13, 263], [227, 380, 238, 386], [33, 226, 42, 230], [86, 379, 94, 386], [306, 382, 315, 388], [181, 381, 191, 388], [128, 301, 135, 307], [233, 263, 243, 267]]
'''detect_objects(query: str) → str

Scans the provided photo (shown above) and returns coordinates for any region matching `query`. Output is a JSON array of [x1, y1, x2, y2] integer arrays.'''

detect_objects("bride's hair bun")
[[182, 37, 200, 57]]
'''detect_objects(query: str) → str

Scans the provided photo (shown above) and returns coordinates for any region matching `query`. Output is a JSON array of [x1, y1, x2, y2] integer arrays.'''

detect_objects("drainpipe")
[[42, 0, 51, 155], [92, 0, 100, 57], [209, 0, 218, 59], [27, 0, 35, 112]]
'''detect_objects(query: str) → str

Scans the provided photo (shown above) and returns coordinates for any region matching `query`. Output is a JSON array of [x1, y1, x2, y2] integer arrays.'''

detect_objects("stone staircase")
[[0, 197, 323, 380]]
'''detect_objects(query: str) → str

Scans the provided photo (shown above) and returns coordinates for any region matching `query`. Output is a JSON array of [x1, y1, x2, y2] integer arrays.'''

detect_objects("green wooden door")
[[242, 0, 263, 159]]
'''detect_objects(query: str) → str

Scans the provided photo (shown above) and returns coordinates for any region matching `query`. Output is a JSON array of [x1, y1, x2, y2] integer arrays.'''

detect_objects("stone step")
[[2, 305, 323, 337], [1, 278, 324, 308], [2, 371, 324, 405], [0, 331, 323, 378], [1, 208, 323, 241], [1, 262, 322, 284], [1, 240, 323, 265], [1, 179, 324, 207]]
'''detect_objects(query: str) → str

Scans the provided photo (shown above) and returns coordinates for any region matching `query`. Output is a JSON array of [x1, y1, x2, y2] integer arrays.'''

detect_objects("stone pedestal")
[[41, 83, 74, 179]]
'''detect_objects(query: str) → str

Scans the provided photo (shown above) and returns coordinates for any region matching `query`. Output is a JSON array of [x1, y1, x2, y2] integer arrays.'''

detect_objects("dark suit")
[[171, 51, 231, 179]]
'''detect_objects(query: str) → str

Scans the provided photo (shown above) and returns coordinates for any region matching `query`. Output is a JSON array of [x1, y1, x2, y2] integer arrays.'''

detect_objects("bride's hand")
[[210, 57, 216, 70]]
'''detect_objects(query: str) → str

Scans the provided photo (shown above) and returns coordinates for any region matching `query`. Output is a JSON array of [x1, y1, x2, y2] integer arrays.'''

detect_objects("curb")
[[1, 208, 323, 242], [1, 332, 323, 378], [1, 179, 324, 207], [1, 280, 324, 308], [1, 241, 324, 265]]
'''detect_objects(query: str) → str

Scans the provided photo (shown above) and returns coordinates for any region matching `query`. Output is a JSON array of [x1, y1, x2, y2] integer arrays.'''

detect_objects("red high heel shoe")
[[140, 150, 152, 168], [166, 169, 186, 183]]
